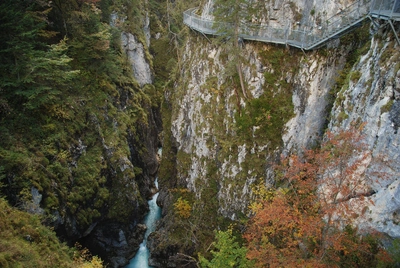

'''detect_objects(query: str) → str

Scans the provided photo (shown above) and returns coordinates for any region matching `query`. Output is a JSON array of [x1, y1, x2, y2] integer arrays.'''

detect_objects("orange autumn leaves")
[[244, 127, 392, 267]]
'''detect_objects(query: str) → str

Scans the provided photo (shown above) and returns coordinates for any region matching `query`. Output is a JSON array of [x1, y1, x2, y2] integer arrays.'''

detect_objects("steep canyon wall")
[[152, 0, 400, 265]]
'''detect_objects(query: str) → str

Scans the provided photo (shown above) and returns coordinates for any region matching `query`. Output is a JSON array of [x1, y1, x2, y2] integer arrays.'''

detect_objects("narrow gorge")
[[0, 0, 399, 267]]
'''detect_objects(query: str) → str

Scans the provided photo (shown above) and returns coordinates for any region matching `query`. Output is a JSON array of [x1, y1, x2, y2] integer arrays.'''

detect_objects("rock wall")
[[328, 29, 400, 237], [138, 2, 400, 268], [166, 35, 350, 220], [283, 48, 347, 152], [75, 10, 161, 268], [153, 1, 400, 264], [122, 32, 153, 87]]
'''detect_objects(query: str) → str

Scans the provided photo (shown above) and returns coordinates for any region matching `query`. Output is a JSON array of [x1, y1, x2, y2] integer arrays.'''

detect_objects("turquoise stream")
[[125, 179, 161, 268]]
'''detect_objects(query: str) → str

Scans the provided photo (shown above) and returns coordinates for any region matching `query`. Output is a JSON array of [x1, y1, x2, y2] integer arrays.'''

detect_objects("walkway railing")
[[183, 0, 400, 50], [371, 0, 400, 19]]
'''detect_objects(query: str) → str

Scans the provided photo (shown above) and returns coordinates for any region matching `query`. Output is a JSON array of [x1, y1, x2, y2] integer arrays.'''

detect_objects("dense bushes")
[[0, 198, 103, 267], [0, 0, 154, 265]]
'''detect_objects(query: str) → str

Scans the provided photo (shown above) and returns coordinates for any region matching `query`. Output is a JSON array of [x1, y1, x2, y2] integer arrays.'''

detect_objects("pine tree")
[[199, 228, 253, 268], [211, 0, 259, 99], [0, 0, 76, 111]]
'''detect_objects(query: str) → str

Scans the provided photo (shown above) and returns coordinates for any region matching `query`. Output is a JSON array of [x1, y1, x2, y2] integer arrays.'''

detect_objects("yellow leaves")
[[173, 197, 192, 219], [57, 150, 71, 162], [170, 188, 193, 218], [249, 183, 279, 214], [210, 87, 219, 95], [170, 188, 191, 194], [278, 187, 290, 195], [74, 243, 104, 268], [248, 202, 263, 213], [251, 181, 275, 200], [79, 256, 103, 268]]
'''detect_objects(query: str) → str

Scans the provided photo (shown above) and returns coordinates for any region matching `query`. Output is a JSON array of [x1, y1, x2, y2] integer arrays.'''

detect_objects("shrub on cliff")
[[0, 198, 103, 267], [245, 127, 394, 267]]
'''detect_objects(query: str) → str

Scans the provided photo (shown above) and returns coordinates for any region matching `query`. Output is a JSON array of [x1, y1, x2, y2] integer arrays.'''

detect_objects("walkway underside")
[[183, 0, 400, 50]]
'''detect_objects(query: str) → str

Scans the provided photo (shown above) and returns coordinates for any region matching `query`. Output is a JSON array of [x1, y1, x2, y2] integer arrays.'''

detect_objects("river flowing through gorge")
[[125, 179, 161, 268]]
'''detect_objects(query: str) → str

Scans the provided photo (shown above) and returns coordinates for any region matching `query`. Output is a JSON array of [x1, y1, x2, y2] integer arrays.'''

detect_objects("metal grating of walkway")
[[183, 0, 400, 50]]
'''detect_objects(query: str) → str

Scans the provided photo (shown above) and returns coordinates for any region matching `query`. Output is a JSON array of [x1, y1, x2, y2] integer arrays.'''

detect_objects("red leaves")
[[245, 190, 324, 267], [244, 126, 391, 267]]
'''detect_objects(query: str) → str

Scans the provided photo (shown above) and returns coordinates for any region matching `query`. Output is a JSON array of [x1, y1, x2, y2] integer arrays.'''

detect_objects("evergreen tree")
[[199, 228, 253, 268], [0, 0, 46, 101], [0, 0, 75, 111], [212, 0, 261, 99]]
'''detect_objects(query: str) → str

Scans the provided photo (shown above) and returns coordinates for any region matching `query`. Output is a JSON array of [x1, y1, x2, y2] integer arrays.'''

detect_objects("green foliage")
[[337, 110, 349, 123], [213, 0, 265, 38], [212, 0, 268, 96], [263, 48, 286, 72], [0, 0, 152, 240], [350, 70, 362, 83], [387, 238, 400, 265], [380, 42, 397, 64], [158, 188, 198, 251], [0, 166, 5, 188], [235, 83, 294, 147], [381, 99, 394, 114], [199, 228, 253, 268], [0, 198, 104, 267], [158, 101, 177, 187], [232, 48, 296, 150], [15, 39, 79, 110], [155, 164, 227, 261], [340, 20, 370, 47], [264, 71, 278, 85]]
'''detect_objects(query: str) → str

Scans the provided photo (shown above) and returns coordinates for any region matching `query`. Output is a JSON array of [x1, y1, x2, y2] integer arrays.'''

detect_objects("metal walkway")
[[183, 0, 400, 50]]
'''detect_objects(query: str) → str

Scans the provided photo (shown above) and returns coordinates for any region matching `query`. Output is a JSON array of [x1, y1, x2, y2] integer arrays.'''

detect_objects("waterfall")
[[125, 179, 162, 268]]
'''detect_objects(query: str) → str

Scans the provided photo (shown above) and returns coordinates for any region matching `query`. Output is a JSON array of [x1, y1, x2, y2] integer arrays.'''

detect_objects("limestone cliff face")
[[166, 32, 350, 220], [154, 1, 400, 264], [169, 40, 268, 218], [282, 48, 347, 152], [122, 32, 153, 87], [328, 31, 400, 237]]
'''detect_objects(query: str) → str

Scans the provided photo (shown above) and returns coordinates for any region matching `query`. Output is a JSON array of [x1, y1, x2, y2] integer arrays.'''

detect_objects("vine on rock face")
[[244, 126, 393, 267]]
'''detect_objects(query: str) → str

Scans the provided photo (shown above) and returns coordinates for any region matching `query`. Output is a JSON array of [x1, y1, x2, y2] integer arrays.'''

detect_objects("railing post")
[[370, 0, 375, 13], [390, 0, 395, 17], [285, 21, 289, 45]]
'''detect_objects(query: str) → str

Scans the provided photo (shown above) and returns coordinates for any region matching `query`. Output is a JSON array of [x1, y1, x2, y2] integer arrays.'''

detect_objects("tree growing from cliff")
[[174, 196, 192, 219], [212, 0, 260, 99], [244, 127, 392, 267]]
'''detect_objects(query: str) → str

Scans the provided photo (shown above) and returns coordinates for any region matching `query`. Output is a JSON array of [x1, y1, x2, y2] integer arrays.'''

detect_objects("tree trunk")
[[237, 63, 247, 99]]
